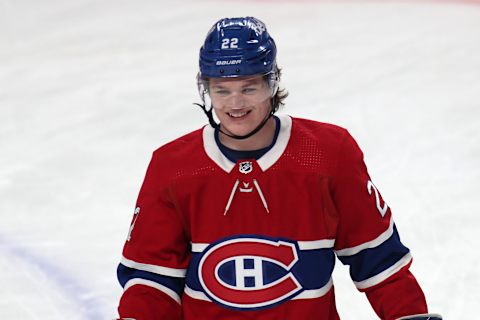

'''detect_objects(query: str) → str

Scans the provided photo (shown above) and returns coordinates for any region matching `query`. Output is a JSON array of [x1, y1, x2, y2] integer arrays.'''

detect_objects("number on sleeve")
[[127, 207, 141, 241], [367, 180, 388, 217]]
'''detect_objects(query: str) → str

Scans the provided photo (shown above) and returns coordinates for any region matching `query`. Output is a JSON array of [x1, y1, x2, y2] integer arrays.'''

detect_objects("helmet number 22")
[[221, 38, 239, 49], [367, 180, 388, 217]]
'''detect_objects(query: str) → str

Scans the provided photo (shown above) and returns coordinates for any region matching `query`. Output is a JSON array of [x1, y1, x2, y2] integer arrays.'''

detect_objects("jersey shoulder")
[[147, 127, 216, 184], [281, 117, 356, 173], [152, 127, 204, 161], [290, 116, 350, 145]]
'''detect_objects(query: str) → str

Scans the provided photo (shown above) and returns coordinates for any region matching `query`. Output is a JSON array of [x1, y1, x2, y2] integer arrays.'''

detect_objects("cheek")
[[210, 98, 229, 112], [256, 100, 272, 115]]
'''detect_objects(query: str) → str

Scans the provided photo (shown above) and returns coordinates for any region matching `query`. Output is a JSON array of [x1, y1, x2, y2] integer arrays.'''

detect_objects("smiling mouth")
[[228, 111, 251, 118]]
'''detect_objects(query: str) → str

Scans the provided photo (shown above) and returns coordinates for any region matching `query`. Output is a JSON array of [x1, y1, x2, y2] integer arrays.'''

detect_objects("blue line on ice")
[[0, 235, 105, 320]]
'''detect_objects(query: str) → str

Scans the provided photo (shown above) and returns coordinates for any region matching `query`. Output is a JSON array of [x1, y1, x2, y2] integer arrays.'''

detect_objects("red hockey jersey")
[[117, 115, 428, 320]]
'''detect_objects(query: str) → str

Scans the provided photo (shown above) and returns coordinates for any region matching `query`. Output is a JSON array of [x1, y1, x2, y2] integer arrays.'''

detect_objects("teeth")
[[229, 111, 248, 118]]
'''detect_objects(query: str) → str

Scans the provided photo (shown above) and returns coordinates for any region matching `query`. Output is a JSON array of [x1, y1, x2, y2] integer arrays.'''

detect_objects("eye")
[[243, 87, 257, 94], [213, 89, 230, 96]]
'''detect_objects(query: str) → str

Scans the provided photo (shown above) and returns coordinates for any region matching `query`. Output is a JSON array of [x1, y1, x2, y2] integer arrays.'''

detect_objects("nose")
[[227, 92, 246, 109]]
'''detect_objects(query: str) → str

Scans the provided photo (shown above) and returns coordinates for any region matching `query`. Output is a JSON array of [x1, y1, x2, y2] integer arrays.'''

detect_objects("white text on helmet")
[[247, 20, 266, 36], [216, 60, 242, 66]]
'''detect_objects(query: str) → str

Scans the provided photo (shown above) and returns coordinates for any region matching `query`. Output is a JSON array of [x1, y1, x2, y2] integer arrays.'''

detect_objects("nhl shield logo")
[[239, 161, 253, 174]]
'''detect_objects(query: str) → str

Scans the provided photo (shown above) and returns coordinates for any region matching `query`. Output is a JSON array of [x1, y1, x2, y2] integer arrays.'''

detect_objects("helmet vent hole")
[[247, 31, 258, 44]]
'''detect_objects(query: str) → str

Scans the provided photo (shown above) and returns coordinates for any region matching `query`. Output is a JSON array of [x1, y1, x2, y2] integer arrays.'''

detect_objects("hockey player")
[[116, 17, 442, 320]]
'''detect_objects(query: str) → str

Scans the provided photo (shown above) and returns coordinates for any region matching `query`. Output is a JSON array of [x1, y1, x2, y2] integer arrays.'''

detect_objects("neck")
[[218, 116, 277, 151]]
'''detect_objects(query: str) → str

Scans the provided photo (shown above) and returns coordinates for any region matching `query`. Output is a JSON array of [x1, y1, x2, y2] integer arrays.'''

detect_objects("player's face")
[[209, 75, 272, 137]]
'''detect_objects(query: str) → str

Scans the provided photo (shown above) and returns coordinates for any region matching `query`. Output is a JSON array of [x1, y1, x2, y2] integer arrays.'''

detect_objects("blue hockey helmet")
[[198, 17, 277, 78]]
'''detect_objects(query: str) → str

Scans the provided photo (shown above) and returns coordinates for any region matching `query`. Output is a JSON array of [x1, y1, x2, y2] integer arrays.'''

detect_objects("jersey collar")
[[202, 114, 292, 173]]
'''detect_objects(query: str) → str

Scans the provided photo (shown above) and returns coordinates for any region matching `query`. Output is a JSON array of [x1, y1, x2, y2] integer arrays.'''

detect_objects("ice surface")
[[1, 0, 479, 318]]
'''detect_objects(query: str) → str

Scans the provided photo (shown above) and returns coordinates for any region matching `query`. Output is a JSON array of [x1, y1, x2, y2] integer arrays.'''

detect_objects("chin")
[[222, 125, 254, 137], [225, 129, 251, 137]]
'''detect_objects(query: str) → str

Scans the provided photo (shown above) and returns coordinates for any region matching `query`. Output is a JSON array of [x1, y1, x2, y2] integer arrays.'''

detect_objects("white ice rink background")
[[1, 0, 479, 318]]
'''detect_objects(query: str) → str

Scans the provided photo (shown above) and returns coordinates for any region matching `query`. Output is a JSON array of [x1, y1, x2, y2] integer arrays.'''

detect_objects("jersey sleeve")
[[117, 151, 190, 320], [331, 131, 428, 320]]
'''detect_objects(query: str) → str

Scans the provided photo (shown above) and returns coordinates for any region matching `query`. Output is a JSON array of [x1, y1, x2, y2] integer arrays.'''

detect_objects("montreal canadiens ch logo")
[[198, 237, 302, 310]]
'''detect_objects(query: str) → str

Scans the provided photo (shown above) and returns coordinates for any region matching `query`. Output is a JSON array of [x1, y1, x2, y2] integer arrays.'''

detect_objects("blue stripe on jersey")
[[117, 263, 185, 296], [186, 247, 335, 291], [292, 249, 335, 289], [336, 225, 410, 282]]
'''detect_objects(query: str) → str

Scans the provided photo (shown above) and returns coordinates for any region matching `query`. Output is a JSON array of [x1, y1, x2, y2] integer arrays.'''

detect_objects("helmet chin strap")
[[194, 98, 275, 140]]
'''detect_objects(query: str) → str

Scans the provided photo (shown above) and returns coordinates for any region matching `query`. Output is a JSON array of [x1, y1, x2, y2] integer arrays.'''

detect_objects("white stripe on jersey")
[[292, 278, 333, 300], [124, 278, 181, 305], [396, 313, 443, 320], [191, 238, 335, 253], [256, 114, 292, 171], [297, 239, 335, 250], [121, 256, 186, 278], [353, 252, 412, 289], [335, 217, 395, 257], [191, 243, 209, 253], [184, 278, 334, 302], [184, 285, 211, 302]]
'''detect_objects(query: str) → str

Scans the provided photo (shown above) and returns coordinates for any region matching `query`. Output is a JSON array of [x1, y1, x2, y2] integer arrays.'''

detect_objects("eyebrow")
[[211, 79, 262, 89]]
